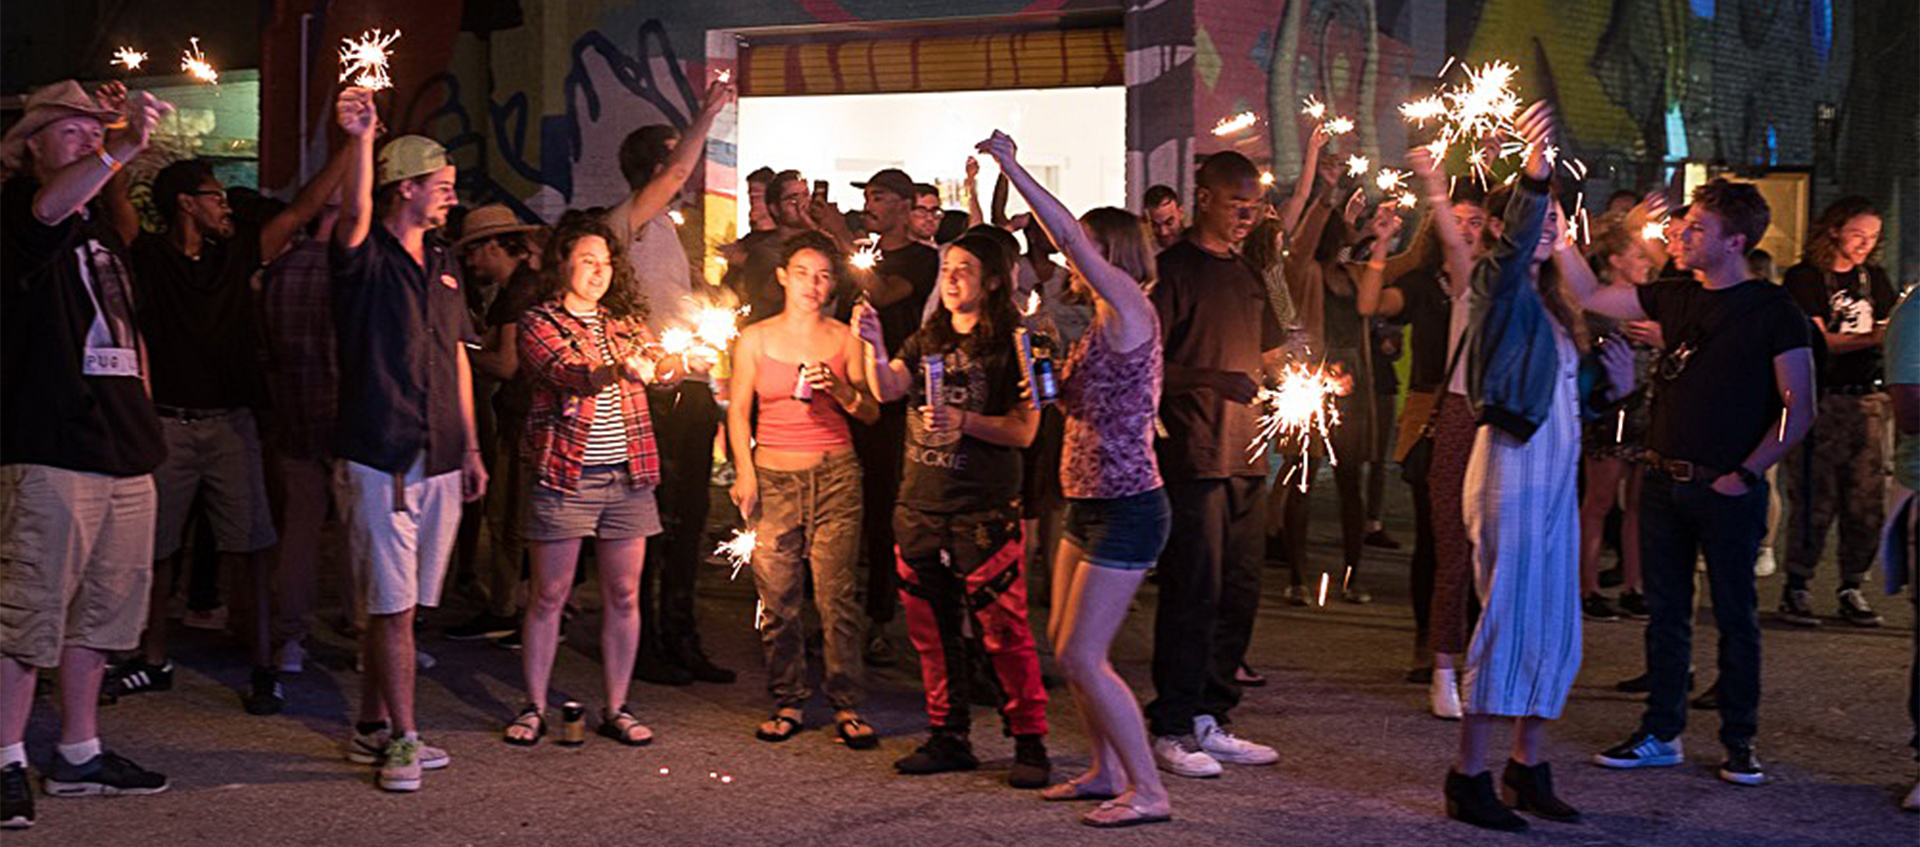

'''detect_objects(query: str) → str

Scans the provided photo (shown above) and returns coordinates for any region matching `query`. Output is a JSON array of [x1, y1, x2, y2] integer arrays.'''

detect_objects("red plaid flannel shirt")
[[518, 301, 661, 493]]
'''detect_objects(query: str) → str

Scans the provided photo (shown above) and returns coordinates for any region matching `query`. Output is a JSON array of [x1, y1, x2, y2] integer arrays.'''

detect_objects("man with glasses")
[[110, 155, 337, 715], [725, 169, 818, 325], [909, 183, 943, 246]]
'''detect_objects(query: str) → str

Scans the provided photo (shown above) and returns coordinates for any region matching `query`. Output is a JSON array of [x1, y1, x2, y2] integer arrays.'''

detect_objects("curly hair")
[[538, 214, 645, 320], [1802, 195, 1880, 268], [1689, 178, 1770, 256]]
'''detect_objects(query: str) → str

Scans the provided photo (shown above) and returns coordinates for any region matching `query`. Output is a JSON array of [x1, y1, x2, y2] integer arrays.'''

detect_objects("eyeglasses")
[[190, 189, 229, 205], [910, 206, 940, 216]]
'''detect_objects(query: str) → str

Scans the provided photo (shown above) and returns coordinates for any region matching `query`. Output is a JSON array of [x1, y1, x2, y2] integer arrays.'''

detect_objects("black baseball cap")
[[852, 168, 916, 199]]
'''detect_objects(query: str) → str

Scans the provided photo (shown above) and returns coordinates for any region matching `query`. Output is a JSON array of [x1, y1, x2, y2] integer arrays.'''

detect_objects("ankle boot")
[[1444, 770, 1527, 831], [1501, 759, 1580, 822], [1429, 667, 1463, 720]]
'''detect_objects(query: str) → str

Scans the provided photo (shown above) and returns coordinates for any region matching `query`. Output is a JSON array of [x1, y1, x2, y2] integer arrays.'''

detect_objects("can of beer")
[[559, 701, 587, 746], [791, 362, 813, 401], [925, 353, 946, 430]]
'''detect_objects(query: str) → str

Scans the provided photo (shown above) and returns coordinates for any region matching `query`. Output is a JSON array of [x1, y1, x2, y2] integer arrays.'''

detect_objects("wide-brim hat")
[[1, 80, 122, 171], [455, 203, 540, 249]]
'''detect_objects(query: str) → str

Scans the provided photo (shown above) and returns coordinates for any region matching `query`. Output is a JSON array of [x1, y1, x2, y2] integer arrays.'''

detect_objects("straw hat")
[[1, 80, 122, 171], [454, 204, 539, 249]]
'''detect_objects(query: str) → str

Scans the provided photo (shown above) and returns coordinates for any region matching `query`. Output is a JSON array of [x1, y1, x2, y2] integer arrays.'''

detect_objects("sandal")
[[597, 705, 653, 747], [755, 710, 804, 743], [1040, 780, 1119, 802], [1081, 800, 1172, 828], [503, 704, 545, 747], [834, 714, 879, 751]]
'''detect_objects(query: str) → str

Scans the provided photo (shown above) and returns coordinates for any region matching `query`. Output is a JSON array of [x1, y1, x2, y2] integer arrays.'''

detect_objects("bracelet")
[[97, 148, 124, 172], [1365, 260, 1386, 270]]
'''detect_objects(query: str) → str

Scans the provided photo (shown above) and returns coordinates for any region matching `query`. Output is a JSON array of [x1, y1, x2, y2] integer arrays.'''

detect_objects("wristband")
[[1365, 260, 1386, 270], [97, 148, 124, 172]]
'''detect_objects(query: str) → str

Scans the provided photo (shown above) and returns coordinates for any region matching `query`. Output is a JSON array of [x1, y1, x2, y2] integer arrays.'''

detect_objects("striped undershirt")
[[571, 309, 627, 467]]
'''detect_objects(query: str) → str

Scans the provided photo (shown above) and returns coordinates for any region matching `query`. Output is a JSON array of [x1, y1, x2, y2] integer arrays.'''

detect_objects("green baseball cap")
[[376, 135, 451, 187]]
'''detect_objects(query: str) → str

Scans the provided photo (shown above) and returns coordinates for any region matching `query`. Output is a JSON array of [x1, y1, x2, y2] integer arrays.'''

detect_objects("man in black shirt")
[[1582, 179, 1816, 787], [1778, 197, 1897, 627], [0, 79, 174, 827], [331, 87, 486, 793], [1146, 151, 1286, 777]]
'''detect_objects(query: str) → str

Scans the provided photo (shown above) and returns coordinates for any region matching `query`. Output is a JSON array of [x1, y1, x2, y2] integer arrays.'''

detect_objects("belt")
[[152, 405, 239, 421], [1820, 385, 1882, 396], [1640, 451, 1726, 483]]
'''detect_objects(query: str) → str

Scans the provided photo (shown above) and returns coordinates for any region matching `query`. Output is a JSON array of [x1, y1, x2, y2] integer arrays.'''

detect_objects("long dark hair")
[[920, 233, 1018, 357], [538, 212, 645, 320], [1803, 195, 1879, 269]]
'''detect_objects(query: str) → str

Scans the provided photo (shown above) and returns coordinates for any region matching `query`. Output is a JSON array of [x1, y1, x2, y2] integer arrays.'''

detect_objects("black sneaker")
[[1582, 594, 1621, 621], [1719, 744, 1765, 786], [1836, 588, 1884, 627], [1363, 529, 1401, 550], [893, 732, 979, 775], [1, 763, 32, 829], [43, 751, 169, 796], [445, 612, 519, 641], [1778, 587, 1820, 626], [100, 659, 172, 702], [1618, 591, 1649, 619], [1009, 734, 1052, 789], [242, 667, 284, 716]]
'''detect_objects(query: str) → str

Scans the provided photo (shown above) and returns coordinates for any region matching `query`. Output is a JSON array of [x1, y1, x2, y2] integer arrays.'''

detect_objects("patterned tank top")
[[1059, 312, 1164, 500]]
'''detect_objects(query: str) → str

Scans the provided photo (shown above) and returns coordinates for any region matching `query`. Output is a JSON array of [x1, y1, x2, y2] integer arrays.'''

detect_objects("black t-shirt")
[[1150, 239, 1285, 480], [1637, 278, 1811, 471], [485, 264, 543, 426], [896, 328, 1025, 513], [1781, 262, 1897, 388], [0, 179, 164, 475], [725, 229, 786, 326], [130, 226, 268, 409], [331, 223, 477, 476], [876, 242, 939, 354], [1389, 266, 1453, 392]]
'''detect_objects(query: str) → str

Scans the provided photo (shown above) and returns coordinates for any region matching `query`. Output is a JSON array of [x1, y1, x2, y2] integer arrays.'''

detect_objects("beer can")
[[791, 362, 813, 401], [559, 701, 587, 746], [925, 354, 946, 429]]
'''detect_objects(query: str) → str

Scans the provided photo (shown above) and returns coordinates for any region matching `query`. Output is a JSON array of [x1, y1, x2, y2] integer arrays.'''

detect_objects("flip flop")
[[834, 715, 879, 751], [1040, 781, 1120, 802], [755, 711, 804, 743], [1081, 800, 1173, 829]]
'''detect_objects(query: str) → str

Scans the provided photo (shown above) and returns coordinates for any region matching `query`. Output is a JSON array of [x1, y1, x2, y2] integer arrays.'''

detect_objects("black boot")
[[894, 730, 978, 775], [1501, 759, 1580, 822], [1008, 734, 1051, 789], [1444, 770, 1527, 831]]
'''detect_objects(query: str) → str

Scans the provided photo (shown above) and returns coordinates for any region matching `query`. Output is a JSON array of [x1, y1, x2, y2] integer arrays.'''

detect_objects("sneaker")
[[893, 732, 978, 775], [445, 613, 519, 641], [1618, 591, 1649, 619], [181, 605, 228, 631], [1778, 587, 1820, 627], [493, 628, 524, 650], [1151, 735, 1222, 778], [345, 728, 449, 770], [101, 659, 173, 701], [276, 639, 307, 675], [1836, 587, 1884, 627], [1753, 547, 1777, 577], [1341, 584, 1373, 605], [1, 763, 32, 829], [1718, 744, 1765, 786], [1362, 529, 1401, 550], [1592, 732, 1684, 769], [1582, 593, 1621, 621], [1282, 584, 1309, 607], [242, 667, 284, 716], [1193, 715, 1277, 766], [43, 751, 169, 796], [378, 738, 423, 792], [1009, 734, 1051, 789]]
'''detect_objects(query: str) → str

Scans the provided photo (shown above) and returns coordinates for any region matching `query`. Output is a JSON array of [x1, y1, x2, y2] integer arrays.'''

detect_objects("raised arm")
[[1355, 204, 1406, 317], [964, 156, 984, 228], [332, 87, 378, 251], [1274, 124, 1330, 234], [1405, 144, 1478, 299], [616, 80, 735, 236], [33, 88, 170, 228], [263, 138, 352, 261], [976, 130, 1155, 352]]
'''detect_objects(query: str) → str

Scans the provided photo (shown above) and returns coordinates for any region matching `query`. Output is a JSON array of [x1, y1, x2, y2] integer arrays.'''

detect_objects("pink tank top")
[[753, 348, 854, 451]]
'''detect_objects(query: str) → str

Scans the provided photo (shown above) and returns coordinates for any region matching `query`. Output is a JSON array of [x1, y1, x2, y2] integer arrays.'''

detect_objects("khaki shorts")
[[0, 464, 157, 668], [342, 454, 462, 617], [525, 466, 662, 541], [152, 409, 278, 558]]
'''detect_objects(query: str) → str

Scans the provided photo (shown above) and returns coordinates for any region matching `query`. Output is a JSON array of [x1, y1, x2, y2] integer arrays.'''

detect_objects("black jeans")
[[1146, 476, 1266, 738], [852, 402, 906, 625], [1638, 471, 1768, 748], [641, 382, 720, 657]]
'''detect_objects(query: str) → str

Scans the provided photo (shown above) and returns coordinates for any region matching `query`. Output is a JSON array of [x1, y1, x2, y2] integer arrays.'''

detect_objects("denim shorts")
[[526, 466, 662, 542], [1063, 488, 1171, 570]]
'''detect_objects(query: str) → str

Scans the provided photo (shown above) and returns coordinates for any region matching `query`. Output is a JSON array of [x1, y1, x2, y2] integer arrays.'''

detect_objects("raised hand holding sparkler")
[[1514, 100, 1557, 182]]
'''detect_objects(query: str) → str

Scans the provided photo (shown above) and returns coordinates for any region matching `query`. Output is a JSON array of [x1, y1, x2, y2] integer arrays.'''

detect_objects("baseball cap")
[[852, 168, 915, 199], [376, 135, 451, 187]]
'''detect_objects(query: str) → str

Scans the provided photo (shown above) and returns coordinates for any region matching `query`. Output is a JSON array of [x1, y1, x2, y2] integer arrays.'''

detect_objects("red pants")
[[894, 504, 1048, 737]]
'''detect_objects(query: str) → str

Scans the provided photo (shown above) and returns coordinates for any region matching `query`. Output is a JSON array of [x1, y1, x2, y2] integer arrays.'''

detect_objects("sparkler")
[[1396, 192, 1420, 209], [1641, 219, 1668, 242], [1398, 60, 1524, 185], [1248, 362, 1353, 492], [1374, 169, 1409, 194], [1211, 111, 1257, 137], [1345, 155, 1371, 178], [667, 209, 685, 226], [1399, 95, 1445, 124], [715, 68, 732, 84], [1023, 290, 1041, 318], [338, 29, 401, 92], [753, 599, 767, 631], [849, 238, 882, 271], [1260, 170, 1276, 187], [181, 37, 218, 86], [1324, 116, 1355, 136], [1300, 96, 1327, 120], [1317, 572, 1330, 607], [112, 47, 147, 72], [714, 528, 756, 580]]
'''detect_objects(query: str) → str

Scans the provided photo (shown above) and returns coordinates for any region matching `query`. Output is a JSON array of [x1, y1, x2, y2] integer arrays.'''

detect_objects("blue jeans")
[[1637, 471, 1769, 748]]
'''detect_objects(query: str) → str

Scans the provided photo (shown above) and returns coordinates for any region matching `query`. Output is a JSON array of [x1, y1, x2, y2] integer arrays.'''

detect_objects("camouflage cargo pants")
[[1782, 392, 1889, 585]]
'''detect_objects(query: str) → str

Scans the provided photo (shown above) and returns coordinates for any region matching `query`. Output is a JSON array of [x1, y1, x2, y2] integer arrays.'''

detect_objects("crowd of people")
[[1, 71, 1915, 834]]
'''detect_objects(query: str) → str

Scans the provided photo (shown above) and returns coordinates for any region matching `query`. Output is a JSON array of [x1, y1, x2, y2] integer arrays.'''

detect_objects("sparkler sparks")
[[181, 37, 218, 86], [1345, 155, 1371, 177], [1260, 170, 1276, 187], [1397, 60, 1524, 183], [1373, 169, 1409, 194], [1023, 290, 1041, 318], [1396, 192, 1419, 209], [1300, 96, 1327, 120], [112, 47, 147, 72], [715, 69, 732, 84], [667, 209, 685, 226], [849, 239, 882, 271], [1641, 220, 1668, 242], [1324, 116, 1356, 136], [1248, 362, 1353, 491], [1399, 95, 1445, 123], [1211, 111, 1257, 136], [1317, 572, 1330, 607], [714, 528, 757, 580], [338, 29, 401, 91]]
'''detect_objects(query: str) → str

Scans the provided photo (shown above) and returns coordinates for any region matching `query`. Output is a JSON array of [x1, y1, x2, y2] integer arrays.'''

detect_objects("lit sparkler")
[[714, 528, 756, 580], [1345, 155, 1371, 178], [1374, 169, 1409, 194], [181, 37, 218, 86], [1317, 572, 1330, 607], [849, 239, 881, 271], [753, 599, 767, 631], [1300, 96, 1327, 120], [1641, 219, 1668, 242], [1397, 60, 1524, 183], [112, 47, 148, 72], [338, 29, 401, 92], [1023, 290, 1041, 317], [692, 305, 743, 351], [1211, 111, 1257, 137], [1399, 95, 1445, 124], [1324, 116, 1355, 136], [667, 209, 685, 226], [1260, 170, 1276, 187], [1396, 192, 1419, 209], [715, 69, 732, 84], [1248, 362, 1354, 492]]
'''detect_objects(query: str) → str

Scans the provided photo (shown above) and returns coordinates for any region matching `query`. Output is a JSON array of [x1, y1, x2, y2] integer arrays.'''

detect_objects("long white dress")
[[1460, 323, 1582, 719]]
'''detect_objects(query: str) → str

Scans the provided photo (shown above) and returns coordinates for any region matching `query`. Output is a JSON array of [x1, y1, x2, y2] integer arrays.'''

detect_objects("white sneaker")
[[345, 729, 450, 770], [1151, 734, 1222, 778], [1194, 716, 1278, 765], [1430, 667, 1463, 720], [1753, 547, 1777, 578], [277, 640, 307, 675]]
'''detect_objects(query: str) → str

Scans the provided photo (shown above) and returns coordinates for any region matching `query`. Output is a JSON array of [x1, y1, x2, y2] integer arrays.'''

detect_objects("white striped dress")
[[1459, 324, 1582, 719]]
